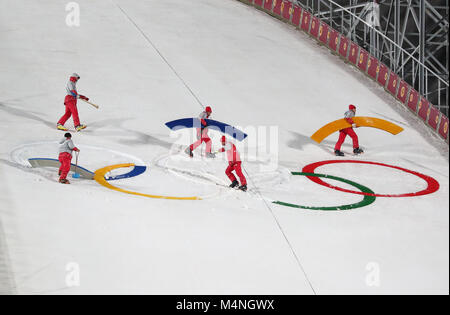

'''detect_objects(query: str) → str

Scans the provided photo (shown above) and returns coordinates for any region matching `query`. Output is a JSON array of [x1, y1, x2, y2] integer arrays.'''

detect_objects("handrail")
[[303, 0, 449, 87]]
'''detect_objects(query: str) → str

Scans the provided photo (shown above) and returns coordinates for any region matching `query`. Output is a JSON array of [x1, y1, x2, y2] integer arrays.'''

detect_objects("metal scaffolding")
[[294, 0, 449, 117]]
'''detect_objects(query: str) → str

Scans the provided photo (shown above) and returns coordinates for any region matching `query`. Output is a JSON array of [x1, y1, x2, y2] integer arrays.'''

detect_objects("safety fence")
[[237, 0, 449, 143]]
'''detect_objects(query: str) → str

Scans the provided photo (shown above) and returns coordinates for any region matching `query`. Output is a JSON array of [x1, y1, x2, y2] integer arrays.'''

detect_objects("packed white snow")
[[0, 0, 448, 294]]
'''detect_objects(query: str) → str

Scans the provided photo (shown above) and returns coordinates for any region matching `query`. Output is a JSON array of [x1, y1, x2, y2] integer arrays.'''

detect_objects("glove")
[[352, 123, 357, 128], [79, 95, 89, 101]]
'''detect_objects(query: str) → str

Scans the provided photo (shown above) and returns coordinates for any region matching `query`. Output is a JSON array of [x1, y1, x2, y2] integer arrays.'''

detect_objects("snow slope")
[[0, 0, 448, 294]]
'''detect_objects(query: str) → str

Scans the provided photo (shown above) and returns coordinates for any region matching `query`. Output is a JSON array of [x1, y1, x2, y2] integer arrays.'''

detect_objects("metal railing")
[[294, 0, 449, 117]]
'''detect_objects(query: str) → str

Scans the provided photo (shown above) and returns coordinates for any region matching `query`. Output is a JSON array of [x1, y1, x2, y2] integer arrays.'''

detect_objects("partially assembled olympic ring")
[[91, 160, 439, 211], [94, 164, 201, 200], [272, 172, 376, 211], [302, 160, 440, 198]]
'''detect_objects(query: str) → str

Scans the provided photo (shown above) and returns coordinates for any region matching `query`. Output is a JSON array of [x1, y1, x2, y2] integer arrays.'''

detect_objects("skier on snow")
[[217, 135, 247, 192], [334, 104, 364, 156], [58, 132, 80, 184], [185, 106, 215, 158], [57, 73, 89, 132]]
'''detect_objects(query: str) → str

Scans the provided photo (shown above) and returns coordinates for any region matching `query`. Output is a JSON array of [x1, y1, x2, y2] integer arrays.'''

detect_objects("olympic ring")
[[91, 158, 439, 207], [302, 160, 440, 197], [272, 172, 376, 211], [106, 165, 147, 181], [94, 164, 201, 200]]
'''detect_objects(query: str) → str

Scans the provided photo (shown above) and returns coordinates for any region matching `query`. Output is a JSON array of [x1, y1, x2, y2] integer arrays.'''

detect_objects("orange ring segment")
[[311, 117, 404, 143]]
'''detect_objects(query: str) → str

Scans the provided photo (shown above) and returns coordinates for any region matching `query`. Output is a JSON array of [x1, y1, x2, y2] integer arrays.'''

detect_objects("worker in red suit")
[[334, 104, 364, 156], [185, 106, 215, 158], [217, 135, 247, 191], [58, 132, 80, 184], [57, 73, 89, 132]]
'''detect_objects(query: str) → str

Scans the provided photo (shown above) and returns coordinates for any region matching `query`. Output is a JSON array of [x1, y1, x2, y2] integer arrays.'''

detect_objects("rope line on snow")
[[113, 1, 204, 109], [241, 167, 317, 295]]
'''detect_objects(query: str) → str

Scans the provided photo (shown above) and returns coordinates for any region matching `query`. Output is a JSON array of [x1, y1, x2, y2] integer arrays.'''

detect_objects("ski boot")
[[185, 147, 193, 158], [57, 124, 68, 131], [238, 184, 247, 192], [334, 150, 344, 156], [206, 152, 216, 158], [75, 124, 87, 132], [59, 178, 70, 184], [353, 147, 364, 155], [229, 180, 239, 188]]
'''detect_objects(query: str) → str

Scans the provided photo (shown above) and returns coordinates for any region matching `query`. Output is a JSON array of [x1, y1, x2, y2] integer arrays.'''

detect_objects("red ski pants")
[[190, 128, 212, 153], [59, 152, 72, 180], [225, 161, 247, 186], [335, 127, 359, 151], [58, 95, 80, 127]]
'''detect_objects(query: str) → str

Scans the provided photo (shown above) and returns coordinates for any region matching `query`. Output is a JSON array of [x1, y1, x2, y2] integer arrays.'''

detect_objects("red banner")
[[427, 106, 441, 130], [273, 0, 282, 15], [396, 81, 410, 104], [254, 0, 263, 7], [387, 72, 399, 95], [292, 5, 302, 26], [438, 115, 449, 140], [348, 42, 359, 65], [301, 11, 311, 31], [264, 0, 273, 11], [407, 89, 419, 112], [309, 16, 320, 38], [357, 49, 369, 71], [338, 36, 349, 58], [282, 1, 292, 21], [377, 63, 389, 88], [318, 22, 329, 44], [367, 56, 379, 79], [328, 28, 339, 51], [417, 98, 430, 122]]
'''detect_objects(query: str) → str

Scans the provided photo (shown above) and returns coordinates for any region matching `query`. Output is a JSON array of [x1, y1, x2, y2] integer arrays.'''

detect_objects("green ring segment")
[[272, 172, 376, 211]]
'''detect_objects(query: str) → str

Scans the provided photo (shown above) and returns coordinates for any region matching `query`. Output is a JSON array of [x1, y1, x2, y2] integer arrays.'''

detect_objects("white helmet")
[[71, 73, 80, 79]]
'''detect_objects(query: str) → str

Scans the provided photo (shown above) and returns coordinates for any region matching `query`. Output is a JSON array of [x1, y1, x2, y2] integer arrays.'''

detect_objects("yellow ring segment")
[[94, 163, 201, 200], [311, 116, 404, 143]]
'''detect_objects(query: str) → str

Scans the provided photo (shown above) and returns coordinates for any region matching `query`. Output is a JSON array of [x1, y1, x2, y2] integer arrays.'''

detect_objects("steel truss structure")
[[294, 0, 449, 117]]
